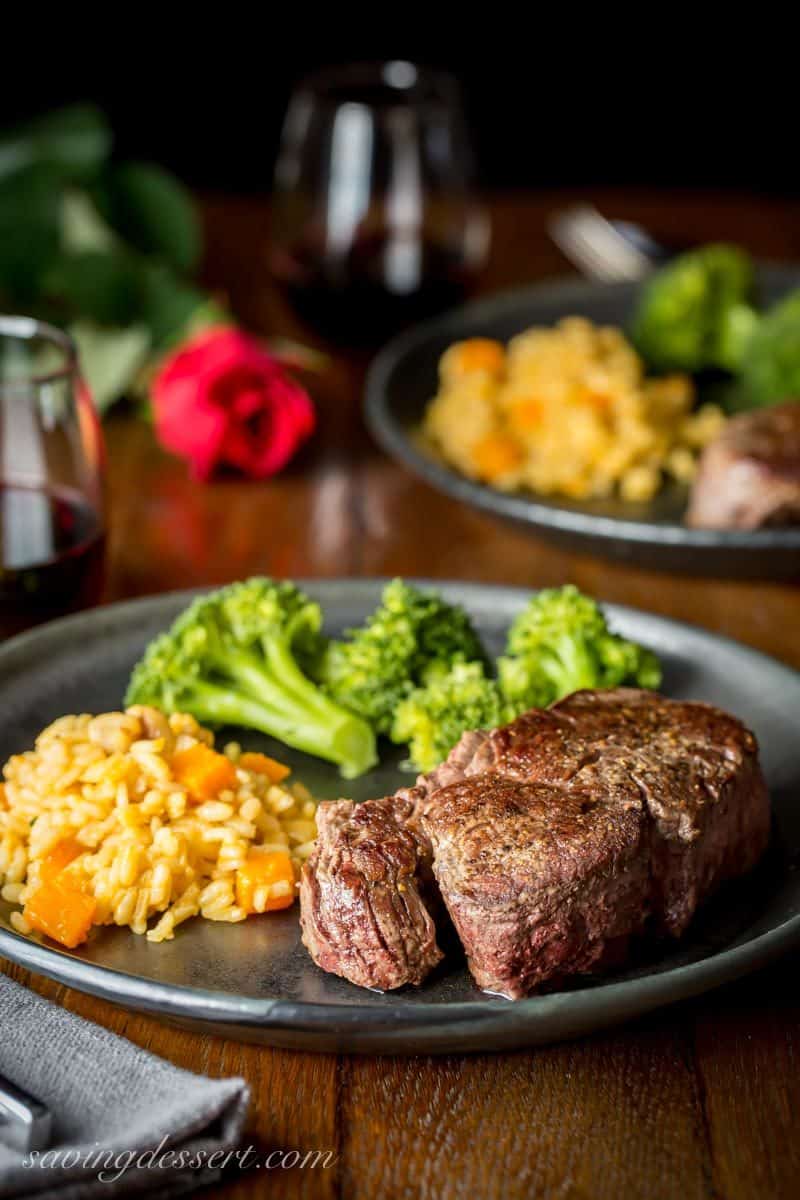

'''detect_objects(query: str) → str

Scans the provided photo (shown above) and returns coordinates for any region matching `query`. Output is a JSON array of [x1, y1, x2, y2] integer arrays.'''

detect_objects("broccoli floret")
[[735, 289, 800, 407], [497, 585, 661, 710], [495, 654, 559, 713], [383, 585, 661, 773], [314, 579, 486, 735], [392, 586, 661, 772], [596, 635, 662, 691], [125, 578, 377, 779], [631, 244, 757, 373], [391, 661, 513, 774], [505, 584, 607, 658]]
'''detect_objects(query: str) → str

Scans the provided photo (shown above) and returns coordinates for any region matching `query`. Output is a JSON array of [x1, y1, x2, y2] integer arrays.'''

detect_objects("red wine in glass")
[[271, 63, 489, 345], [275, 227, 475, 344], [0, 317, 106, 640], [0, 483, 105, 638]]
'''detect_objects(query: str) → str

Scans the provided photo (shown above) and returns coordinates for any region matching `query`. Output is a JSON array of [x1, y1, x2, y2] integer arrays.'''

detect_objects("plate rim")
[[2, 580, 800, 1049], [364, 271, 800, 553], [0, 898, 797, 1040]]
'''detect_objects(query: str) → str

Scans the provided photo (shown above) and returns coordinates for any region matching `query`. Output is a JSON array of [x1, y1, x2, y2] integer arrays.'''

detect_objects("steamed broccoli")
[[391, 661, 513, 774], [497, 585, 661, 711], [630, 244, 757, 373], [735, 289, 800, 407], [313, 579, 486, 735], [390, 585, 661, 773], [125, 578, 377, 778]]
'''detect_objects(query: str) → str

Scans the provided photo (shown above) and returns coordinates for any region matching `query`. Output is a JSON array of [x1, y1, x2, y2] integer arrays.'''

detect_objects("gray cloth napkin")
[[0, 971, 250, 1199]]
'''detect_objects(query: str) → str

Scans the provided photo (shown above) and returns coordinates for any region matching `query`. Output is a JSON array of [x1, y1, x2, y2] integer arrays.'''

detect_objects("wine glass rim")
[[0, 315, 78, 387], [293, 61, 460, 110]]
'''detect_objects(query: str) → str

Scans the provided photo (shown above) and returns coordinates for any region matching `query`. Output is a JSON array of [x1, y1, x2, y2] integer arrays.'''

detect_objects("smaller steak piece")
[[299, 731, 489, 992], [687, 401, 800, 529], [299, 791, 442, 991]]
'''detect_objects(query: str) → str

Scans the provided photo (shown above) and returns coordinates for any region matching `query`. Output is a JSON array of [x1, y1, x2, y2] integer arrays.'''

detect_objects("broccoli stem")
[[716, 303, 760, 372], [544, 636, 597, 694], [258, 635, 347, 721], [186, 680, 376, 778], [222, 640, 369, 744], [203, 643, 331, 725]]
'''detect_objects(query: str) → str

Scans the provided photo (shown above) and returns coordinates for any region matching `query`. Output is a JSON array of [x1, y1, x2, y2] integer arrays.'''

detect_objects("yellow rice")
[[0, 707, 318, 944], [424, 317, 726, 502]]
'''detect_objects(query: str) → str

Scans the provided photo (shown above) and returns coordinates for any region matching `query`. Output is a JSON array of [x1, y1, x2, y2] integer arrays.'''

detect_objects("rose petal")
[[152, 327, 316, 481], [153, 385, 228, 481]]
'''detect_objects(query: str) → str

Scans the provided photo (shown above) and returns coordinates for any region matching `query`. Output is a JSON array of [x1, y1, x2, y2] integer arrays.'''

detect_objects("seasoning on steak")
[[300, 689, 770, 998], [687, 401, 800, 529], [425, 689, 769, 996]]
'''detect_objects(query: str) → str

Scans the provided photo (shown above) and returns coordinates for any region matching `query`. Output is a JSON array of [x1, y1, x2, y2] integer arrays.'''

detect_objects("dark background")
[[1, 29, 794, 196]]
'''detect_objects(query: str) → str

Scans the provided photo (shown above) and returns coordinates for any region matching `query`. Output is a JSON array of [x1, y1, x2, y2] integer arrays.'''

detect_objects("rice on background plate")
[[424, 318, 726, 503], [0, 706, 318, 947]]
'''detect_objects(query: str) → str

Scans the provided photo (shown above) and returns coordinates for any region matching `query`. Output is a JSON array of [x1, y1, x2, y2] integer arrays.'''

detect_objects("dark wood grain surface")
[[3, 191, 800, 1199]]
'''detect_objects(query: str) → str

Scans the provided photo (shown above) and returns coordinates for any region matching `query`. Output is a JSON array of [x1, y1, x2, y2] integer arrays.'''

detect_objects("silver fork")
[[548, 205, 654, 282], [0, 1071, 51, 1152]]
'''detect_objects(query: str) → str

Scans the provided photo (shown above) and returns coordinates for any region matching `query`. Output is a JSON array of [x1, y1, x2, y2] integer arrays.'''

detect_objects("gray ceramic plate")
[[365, 268, 800, 578], [1, 580, 799, 1054]]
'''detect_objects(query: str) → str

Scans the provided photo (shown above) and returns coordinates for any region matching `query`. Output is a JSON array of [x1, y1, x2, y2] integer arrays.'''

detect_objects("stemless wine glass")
[[271, 61, 490, 343], [0, 316, 106, 639]]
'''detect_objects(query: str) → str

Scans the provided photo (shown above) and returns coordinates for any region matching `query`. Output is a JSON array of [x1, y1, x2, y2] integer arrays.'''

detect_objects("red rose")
[[152, 327, 316, 481]]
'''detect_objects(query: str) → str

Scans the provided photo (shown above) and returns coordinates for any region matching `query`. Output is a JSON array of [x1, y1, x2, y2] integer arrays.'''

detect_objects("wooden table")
[[4, 191, 800, 1199]]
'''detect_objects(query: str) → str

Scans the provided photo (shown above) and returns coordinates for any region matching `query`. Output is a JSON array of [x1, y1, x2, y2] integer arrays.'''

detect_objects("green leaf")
[[60, 188, 119, 253], [139, 263, 211, 348], [71, 320, 151, 413], [0, 105, 111, 184], [42, 248, 144, 325], [94, 162, 201, 273], [0, 164, 62, 300]]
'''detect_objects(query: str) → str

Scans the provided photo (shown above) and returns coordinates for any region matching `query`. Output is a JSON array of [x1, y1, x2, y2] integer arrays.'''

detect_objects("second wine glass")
[[271, 61, 489, 344]]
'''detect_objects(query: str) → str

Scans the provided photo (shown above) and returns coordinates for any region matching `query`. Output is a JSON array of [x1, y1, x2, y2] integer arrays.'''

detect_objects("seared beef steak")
[[423, 690, 769, 996], [300, 689, 770, 998], [423, 775, 649, 995], [299, 735, 492, 992], [299, 790, 442, 991], [687, 401, 800, 529]]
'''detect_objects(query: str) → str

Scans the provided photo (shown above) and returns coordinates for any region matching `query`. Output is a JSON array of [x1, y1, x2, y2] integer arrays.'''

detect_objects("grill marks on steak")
[[300, 689, 770, 998]]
